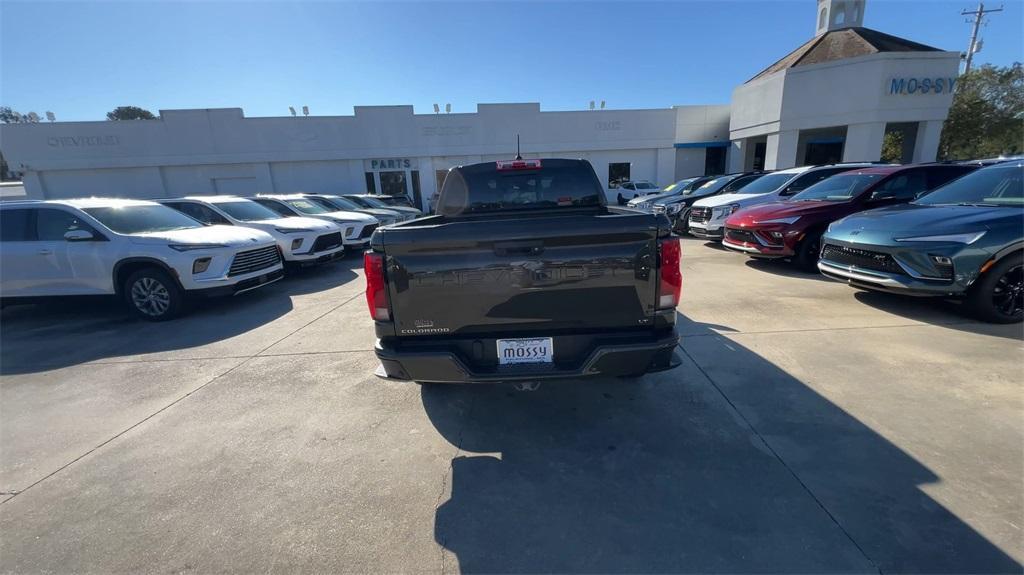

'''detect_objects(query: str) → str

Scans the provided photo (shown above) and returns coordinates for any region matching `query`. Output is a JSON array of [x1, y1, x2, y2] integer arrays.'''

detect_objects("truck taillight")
[[658, 238, 682, 309], [496, 159, 542, 171], [364, 251, 390, 321]]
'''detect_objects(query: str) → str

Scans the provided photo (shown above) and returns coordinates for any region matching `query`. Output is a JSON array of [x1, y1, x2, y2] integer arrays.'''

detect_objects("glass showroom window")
[[364, 172, 376, 194], [704, 148, 727, 176], [608, 163, 630, 189]]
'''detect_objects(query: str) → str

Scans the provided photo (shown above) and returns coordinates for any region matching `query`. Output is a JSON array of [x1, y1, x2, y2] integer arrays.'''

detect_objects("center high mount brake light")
[[496, 159, 542, 171]]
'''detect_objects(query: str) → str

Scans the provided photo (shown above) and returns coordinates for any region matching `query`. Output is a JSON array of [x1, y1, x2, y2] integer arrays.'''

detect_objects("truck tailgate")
[[381, 212, 660, 337]]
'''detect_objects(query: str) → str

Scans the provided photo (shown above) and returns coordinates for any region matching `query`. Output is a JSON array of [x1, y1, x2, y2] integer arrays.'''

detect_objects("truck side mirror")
[[64, 229, 95, 242]]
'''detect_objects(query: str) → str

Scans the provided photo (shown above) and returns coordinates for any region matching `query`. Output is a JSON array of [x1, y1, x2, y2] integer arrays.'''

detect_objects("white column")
[[656, 148, 675, 186], [765, 130, 799, 170], [255, 162, 274, 193], [21, 172, 45, 199], [418, 157, 435, 212], [842, 122, 886, 163], [728, 139, 746, 173], [912, 120, 944, 163]]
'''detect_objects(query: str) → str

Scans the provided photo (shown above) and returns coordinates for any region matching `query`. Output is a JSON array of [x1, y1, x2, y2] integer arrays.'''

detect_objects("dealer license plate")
[[497, 337, 554, 365]]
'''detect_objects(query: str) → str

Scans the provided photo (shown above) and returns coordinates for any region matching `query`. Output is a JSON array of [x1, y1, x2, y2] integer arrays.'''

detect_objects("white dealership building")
[[0, 0, 961, 210]]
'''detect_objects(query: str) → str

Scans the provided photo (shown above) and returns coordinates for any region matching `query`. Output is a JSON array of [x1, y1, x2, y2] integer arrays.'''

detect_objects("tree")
[[880, 130, 904, 163], [0, 106, 40, 123], [940, 63, 1024, 160], [106, 106, 156, 121]]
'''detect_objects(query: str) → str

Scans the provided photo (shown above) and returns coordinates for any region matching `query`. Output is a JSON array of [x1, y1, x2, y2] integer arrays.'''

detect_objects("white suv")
[[250, 195, 381, 249], [0, 198, 284, 321], [688, 164, 877, 241], [159, 196, 347, 266]]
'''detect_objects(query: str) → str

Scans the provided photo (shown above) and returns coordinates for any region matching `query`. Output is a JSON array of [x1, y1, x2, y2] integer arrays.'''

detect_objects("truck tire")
[[965, 254, 1024, 324], [124, 267, 185, 321]]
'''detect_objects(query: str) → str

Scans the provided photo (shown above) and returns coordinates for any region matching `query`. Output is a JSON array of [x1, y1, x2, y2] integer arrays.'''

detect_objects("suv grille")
[[228, 245, 281, 277], [690, 207, 712, 223], [312, 232, 342, 252], [726, 228, 757, 244], [820, 244, 904, 275], [358, 223, 378, 239]]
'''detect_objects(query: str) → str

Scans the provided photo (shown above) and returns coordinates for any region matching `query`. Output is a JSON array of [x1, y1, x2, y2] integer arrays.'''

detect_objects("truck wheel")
[[794, 230, 823, 272], [124, 268, 184, 321], [966, 255, 1024, 324]]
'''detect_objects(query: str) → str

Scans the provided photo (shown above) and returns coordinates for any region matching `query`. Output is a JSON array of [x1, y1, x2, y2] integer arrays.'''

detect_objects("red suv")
[[722, 164, 978, 269]]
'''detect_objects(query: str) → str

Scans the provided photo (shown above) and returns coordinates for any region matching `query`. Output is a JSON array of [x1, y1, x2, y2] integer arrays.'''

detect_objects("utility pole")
[[961, 2, 1003, 74]]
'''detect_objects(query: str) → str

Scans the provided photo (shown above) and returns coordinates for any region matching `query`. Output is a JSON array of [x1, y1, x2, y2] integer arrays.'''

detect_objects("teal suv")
[[819, 161, 1023, 323]]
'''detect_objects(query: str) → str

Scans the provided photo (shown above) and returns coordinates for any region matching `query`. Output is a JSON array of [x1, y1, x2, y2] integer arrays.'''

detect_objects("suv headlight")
[[275, 227, 316, 233], [713, 204, 740, 219], [895, 231, 986, 244], [169, 243, 228, 252]]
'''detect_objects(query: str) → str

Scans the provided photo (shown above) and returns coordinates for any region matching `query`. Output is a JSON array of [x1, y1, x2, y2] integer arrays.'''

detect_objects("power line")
[[960, 2, 1003, 74]]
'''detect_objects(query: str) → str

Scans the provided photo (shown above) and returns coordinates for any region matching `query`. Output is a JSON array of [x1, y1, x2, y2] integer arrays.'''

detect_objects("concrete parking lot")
[[1, 238, 1021, 574]]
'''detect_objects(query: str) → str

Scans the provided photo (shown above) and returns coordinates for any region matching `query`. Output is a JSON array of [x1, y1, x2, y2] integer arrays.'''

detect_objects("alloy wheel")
[[130, 277, 171, 317], [991, 264, 1024, 319]]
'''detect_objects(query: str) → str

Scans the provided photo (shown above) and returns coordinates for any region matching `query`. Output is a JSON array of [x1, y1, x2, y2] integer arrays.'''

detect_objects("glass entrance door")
[[379, 171, 407, 196]]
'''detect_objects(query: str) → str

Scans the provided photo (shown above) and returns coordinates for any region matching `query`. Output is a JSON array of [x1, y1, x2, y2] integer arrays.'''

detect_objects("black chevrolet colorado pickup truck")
[[364, 158, 681, 384]]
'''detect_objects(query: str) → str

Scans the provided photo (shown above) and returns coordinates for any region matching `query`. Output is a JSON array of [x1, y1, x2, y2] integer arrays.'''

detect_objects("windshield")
[[685, 176, 730, 196], [791, 174, 883, 202], [634, 182, 657, 190], [661, 178, 697, 194], [324, 196, 363, 211], [216, 200, 281, 222], [721, 173, 765, 194], [285, 198, 330, 214], [915, 164, 1024, 207], [359, 196, 391, 208], [84, 205, 203, 234], [730, 173, 793, 195], [344, 196, 373, 208], [311, 196, 356, 211]]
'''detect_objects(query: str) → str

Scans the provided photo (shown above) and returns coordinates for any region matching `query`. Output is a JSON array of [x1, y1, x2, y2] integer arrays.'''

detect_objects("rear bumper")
[[374, 330, 681, 383]]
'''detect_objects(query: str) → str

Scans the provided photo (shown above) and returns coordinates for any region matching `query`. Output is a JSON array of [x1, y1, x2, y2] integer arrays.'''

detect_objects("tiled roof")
[[748, 27, 942, 82]]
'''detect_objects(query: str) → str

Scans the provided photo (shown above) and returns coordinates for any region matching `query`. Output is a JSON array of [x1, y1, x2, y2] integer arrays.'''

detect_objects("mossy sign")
[[888, 77, 957, 95]]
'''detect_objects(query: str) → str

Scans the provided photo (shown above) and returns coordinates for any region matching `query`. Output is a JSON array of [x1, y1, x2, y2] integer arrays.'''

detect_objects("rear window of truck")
[[439, 160, 604, 216]]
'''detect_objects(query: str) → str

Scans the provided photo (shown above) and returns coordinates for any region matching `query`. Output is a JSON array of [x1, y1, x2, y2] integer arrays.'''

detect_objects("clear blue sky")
[[2, 0, 1021, 121]]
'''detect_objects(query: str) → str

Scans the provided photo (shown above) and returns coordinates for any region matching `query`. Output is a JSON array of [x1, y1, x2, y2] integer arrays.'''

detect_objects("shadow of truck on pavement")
[[423, 314, 1021, 573]]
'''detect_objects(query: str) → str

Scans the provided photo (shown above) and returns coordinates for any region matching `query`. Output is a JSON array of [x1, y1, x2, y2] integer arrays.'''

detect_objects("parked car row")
[[0, 192, 425, 321], [654, 160, 1022, 323]]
